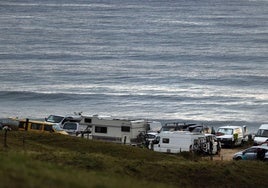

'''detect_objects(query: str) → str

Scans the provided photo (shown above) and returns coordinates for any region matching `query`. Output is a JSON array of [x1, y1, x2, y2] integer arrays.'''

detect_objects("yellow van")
[[18, 119, 68, 135]]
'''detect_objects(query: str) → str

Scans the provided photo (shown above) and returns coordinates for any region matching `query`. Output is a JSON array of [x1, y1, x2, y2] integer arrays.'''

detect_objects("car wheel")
[[235, 156, 242, 160]]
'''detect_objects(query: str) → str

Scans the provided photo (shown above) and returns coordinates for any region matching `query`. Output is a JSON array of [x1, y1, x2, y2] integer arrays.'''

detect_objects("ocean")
[[0, 0, 267, 133]]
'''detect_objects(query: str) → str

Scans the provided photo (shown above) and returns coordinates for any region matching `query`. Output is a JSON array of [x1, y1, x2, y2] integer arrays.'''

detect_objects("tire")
[[235, 156, 242, 160]]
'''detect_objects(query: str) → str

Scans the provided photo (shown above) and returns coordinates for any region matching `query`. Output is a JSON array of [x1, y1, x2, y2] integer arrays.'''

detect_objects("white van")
[[153, 131, 205, 153], [216, 125, 247, 147], [254, 124, 268, 145]]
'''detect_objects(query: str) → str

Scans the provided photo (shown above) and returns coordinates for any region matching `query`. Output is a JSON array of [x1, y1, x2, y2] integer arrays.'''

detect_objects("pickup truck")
[[45, 114, 82, 128]]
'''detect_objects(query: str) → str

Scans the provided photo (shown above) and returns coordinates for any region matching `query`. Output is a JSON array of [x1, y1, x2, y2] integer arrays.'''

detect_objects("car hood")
[[216, 135, 233, 139]]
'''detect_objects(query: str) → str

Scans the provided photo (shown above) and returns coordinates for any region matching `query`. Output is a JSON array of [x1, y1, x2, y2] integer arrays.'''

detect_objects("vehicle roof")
[[48, 114, 65, 117], [217, 126, 242, 129], [92, 115, 145, 122], [19, 119, 54, 125], [259, 124, 268, 129], [63, 121, 79, 125], [159, 131, 203, 135], [146, 132, 158, 135], [250, 145, 268, 149], [48, 114, 82, 119]]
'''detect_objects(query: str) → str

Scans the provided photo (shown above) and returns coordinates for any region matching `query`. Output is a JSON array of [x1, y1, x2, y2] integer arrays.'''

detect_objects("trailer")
[[79, 115, 154, 145]]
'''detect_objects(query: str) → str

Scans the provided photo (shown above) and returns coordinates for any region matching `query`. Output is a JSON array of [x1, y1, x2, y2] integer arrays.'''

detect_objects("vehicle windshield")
[[256, 129, 268, 137], [63, 122, 77, 130], [46, 115, 64, 123], [145, 133, 156, 139], [217, 128, 233, 135]]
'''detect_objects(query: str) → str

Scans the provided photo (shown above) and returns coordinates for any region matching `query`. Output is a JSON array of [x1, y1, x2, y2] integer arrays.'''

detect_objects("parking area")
[[203, 148, 241, 161]]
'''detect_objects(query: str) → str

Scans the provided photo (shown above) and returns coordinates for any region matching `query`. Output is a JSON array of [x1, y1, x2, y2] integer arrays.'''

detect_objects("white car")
[[233, 146, 268, 161], [62, 122, 87, 136], [144, 132, 158, 149]]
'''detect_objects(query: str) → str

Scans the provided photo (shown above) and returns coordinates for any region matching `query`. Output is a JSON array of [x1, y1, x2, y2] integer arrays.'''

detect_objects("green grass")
[[0, 131, 268, 188]]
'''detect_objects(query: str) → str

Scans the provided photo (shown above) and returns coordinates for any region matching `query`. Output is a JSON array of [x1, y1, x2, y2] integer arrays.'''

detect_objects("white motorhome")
[[254, 124, 268, 145], [153, 131, 205, 153], [79, 115, 150, 145], [216, 125, 247, 147]]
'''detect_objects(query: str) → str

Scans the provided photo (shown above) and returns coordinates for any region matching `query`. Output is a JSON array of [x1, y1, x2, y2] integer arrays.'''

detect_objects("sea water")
[[0, 0, 267, 132]]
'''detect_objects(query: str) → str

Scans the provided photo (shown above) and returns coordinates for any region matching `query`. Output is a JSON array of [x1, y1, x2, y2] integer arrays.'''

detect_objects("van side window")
[[95, 126, 107, 133], [31, 123, 42, 130], [263, 130, 268, 137], [162, 138, 169, 143], [44, 125, 53, 132], [121, 126, 130, 132]]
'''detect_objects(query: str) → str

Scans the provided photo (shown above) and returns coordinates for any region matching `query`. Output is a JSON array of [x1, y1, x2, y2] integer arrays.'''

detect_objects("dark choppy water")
[[0, 0, 267, 132]]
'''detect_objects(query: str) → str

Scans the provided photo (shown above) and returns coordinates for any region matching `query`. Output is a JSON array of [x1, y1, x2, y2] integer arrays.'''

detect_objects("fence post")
[[3, 126, 8, 148]]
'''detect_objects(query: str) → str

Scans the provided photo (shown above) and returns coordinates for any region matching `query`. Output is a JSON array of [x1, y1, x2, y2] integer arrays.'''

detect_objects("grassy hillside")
[[0, 131, 267, 188]]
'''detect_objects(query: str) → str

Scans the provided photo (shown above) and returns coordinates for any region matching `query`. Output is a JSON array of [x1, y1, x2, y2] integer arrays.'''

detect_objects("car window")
[[63, 122, 77, 130], [244, 148, 257, 154], [256, 129, 268, 137], [44, 125, 53, 132], [31, 123, 42, 130]]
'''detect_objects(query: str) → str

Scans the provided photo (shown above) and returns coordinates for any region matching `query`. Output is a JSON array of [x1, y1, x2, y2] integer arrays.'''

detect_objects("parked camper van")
[[254, 124, 268, 145], [216, 125, 247, 147], [153, 131, 205, 153], [18, 119, 68, 135], [78, 115, 150, 145]]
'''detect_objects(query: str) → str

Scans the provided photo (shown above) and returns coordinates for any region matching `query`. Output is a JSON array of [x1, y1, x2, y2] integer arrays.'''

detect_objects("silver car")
[[233, 146, 268, 161]]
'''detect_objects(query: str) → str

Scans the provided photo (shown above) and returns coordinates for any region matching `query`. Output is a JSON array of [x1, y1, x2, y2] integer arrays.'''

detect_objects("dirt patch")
[[203, 148, 241, 161]]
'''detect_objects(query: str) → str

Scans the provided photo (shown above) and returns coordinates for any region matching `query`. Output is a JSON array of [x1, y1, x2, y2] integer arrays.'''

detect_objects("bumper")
[[218, 138, 233, 146]]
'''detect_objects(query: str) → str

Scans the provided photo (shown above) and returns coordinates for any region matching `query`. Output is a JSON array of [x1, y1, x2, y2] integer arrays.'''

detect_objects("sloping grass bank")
[[0, 131, 268, 188]]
